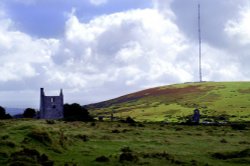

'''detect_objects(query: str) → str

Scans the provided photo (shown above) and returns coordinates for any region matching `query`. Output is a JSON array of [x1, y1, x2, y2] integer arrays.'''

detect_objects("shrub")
[[0, 140, 16, 148], [231, 123, 247, 130], [4, 114, 12, 119], [90, 122, 96, 126], [119, 152, 138, 163], [1, 135, 9, 140], [121, 147, 132, 153], [142, 151, 170, 160], [63, 103, 93, 121], [0, 106, 6, 119], [0, 152, 8, 158], [239, 141, 250, 145], [138, 123, 145, 127], [46, 120, 56, 124], [125, 117, 136, 124], [119, 146, 139, 163], [111, 129, 120, 133], [9, 148, 54, 166], [22, 137, 31, 144], [95, 156, 109, 162], [175, 127, 183, 131], [220, 138, 228, 143], [76, 134, 89, 142], [212, 149, 250, 159], [0, 106, 12, 119], [23, 108, 36, 118]]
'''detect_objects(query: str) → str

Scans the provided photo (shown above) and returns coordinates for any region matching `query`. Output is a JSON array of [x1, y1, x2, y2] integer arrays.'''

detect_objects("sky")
[[0, 0, 250, 108]]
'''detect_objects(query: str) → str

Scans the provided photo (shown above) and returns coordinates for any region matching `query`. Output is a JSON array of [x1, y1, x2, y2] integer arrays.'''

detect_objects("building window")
[[52, 105, 56, 109], [51, 97, 55, 103]]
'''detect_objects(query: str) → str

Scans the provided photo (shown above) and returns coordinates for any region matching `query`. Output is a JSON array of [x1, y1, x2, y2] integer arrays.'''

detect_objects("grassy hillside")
[[0, 119, 250, 165], [87, 82, 250, 122]]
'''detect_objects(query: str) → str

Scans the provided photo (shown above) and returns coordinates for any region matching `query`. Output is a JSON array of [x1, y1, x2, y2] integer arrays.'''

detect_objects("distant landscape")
[[5, 108, 25, 116]]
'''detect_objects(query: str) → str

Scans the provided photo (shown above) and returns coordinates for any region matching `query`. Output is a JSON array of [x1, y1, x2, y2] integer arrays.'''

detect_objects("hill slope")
[[87, 82, 250, 122]]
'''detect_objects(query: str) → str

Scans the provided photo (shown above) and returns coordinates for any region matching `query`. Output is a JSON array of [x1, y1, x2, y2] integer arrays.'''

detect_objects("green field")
[[87, 82, 250, 122], [0, 119, 250, 165]]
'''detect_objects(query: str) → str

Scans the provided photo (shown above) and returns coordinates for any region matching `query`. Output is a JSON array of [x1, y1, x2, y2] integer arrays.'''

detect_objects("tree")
[[0, 106, 6, 119], [0, 106, 12, 119], [63, 103, 93, 121], [23, 108, 36, 118]]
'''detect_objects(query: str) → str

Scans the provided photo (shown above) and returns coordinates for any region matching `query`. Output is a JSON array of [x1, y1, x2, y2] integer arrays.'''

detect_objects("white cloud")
[[57, 9, 191, 88], [115, 42, 143, 62], [0, 15, 59, 82], [225, 6, 250, 45]]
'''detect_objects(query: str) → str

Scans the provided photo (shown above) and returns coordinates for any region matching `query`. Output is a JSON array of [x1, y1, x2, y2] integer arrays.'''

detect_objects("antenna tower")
[[198, 2, 202, 82]]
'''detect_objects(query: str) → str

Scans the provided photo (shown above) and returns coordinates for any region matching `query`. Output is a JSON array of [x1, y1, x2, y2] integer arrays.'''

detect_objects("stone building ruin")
[[40, 88, 64, 119]]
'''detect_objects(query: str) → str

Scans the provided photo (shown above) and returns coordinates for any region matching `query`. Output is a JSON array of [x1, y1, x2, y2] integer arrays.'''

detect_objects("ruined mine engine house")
[[40, 88, 64, 119]]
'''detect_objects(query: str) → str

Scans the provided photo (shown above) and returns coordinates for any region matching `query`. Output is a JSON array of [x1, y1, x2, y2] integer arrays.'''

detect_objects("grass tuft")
[[27, 129, 52, 146]]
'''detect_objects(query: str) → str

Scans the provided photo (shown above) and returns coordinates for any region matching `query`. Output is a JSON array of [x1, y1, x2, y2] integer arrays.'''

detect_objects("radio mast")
[[198, 2, 202, 82]]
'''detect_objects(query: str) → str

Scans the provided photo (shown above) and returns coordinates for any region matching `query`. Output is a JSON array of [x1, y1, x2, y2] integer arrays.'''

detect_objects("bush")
[[90, 122, 96, 126], [76, 134, 89, 142], [121, 147, 132, 153], [111, 129, 120, 133], [63, 103, 93, 121], [138, 123, 145, 127], [0, 140, 16, 148], [9, 148, 54, 166], [119, 152, 138, 163], [125, 117, 136, 123], [220, 138, 228, 143], [142, 151, 171, 160], [1, 135, 9, 140], [23, 108, 36, 118], [231, 123, 247, 130], [0, 106, 5, 118], [46, 120, 56, 124], [212, 149, 250, 159], [4, 114, 12, 119], [119, 146, 139, 163], [95, 156, 109, 162], [0, 106, 12, 119]]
